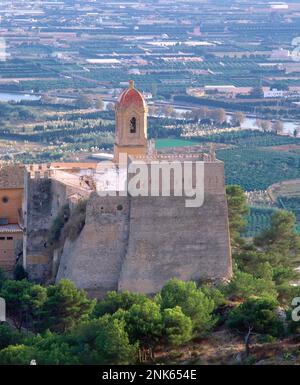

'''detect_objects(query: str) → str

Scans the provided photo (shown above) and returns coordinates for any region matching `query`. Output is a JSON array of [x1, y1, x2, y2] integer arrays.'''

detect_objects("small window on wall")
[[129, 117, 137, 133], [7, 237, 13, 240], [0, 237, 5, 241], [2, 196, 9, 204]]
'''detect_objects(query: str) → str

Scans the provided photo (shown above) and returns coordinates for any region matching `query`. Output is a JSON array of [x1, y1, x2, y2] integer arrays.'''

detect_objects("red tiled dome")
[[117, 80, 146, 109]]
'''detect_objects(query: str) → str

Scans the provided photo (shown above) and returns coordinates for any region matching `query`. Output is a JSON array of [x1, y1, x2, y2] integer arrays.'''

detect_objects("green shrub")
[[255, 211, 300, 261], [64, 316, 137, 365], [0, 279, 47, 331], [0, 324, 25, 350], [48, 204, 70, 246], [35, 279, 95, 333], [226, 297, 284, 337], [114, 299, 163, 345], [162, 306, 193, 346], [257, 334, 277, 343], [63, 200, 87, 241], [201, 283, 227, 307], [94, 290, 148, 317], [160, 279, 216, 336], [0, 344, 37, 365], [225, 271, 277, 301], [0, 268, 6, 289], [273, 266, 299, 285]]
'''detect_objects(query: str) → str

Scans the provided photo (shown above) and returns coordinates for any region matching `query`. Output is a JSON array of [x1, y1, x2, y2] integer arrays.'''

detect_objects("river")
[[241, 117, 299, 135], [170, 106, 299, 136]]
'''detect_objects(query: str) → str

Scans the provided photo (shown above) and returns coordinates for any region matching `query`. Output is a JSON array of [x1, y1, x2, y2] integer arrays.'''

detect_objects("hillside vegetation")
[[1, 186, 300, 365]]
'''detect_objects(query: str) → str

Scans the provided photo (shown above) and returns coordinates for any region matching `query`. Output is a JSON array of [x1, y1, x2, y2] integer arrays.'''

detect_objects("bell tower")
[[114, 80, 148, 162]]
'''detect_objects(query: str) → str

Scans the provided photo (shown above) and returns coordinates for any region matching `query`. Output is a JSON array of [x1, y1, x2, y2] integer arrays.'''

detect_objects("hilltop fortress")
[[0, 81, 232, 296]]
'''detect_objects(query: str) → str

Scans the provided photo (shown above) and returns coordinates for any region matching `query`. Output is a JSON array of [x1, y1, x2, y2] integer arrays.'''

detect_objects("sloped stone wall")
[[118, 162, 231, 293], [56, 194, 130, 296]]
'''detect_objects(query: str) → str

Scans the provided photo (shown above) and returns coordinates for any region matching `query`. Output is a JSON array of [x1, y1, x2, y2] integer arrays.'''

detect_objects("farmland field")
[[156, 131, 300, 192], [269, 179, 300, 199], [217, 147, 300, 191], [243, 206, 278, 238], [155, 138, 201, 148]]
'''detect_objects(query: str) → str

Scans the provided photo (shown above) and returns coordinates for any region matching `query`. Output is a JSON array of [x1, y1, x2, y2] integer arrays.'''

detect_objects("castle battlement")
[[26, 164, 52, 180], [131, 152, 217, 162]]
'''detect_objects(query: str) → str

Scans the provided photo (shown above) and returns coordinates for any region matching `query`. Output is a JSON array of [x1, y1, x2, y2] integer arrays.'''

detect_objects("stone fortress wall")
[[54, 160, 231, 296], [24, 158, 232, 296]]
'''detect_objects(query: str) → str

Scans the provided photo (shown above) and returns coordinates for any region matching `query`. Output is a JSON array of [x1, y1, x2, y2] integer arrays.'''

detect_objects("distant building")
[[186, 87, 205, 97], [204, 85, 236, 93], [128, 68, 141, 75], [263, 88, 284, 98], [204, 85, 240, 98], [269, 2, 289, 10], [86, 58, 121, 65]]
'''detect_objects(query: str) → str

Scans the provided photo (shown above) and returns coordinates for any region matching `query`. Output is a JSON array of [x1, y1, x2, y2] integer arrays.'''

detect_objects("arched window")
[[130, 117, 137, 133]]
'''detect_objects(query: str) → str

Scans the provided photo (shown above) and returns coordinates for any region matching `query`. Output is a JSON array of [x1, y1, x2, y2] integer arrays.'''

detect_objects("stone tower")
[[114, 80, 148, 162]]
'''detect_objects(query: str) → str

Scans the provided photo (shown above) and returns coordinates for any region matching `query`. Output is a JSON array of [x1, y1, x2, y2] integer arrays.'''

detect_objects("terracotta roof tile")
[[117, 81, 146, 109]]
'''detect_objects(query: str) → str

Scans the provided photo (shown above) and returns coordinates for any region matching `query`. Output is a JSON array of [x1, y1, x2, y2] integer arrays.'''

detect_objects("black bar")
[[0, 364, 292, 383]]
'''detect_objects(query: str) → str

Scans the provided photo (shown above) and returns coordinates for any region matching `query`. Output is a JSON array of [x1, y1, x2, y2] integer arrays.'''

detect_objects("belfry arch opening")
[[130, 117, 137, 133]]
